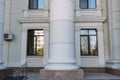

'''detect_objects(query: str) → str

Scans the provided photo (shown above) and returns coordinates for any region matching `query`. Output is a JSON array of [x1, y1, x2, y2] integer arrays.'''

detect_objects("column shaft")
[[0, 0, 5, 69], [45, 0, 78, 70], [107, 0, 120, 69]]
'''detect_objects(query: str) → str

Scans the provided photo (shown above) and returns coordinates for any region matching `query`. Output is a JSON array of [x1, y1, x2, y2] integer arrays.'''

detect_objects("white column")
[[45, 0, 79, 70], [107, 0, 120, 69], [0, 0, 5, 69]]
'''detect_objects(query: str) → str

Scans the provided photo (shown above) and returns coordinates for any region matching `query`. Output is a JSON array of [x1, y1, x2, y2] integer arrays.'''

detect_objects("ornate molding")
[[75, 17, 106, 23], [21, 23, 49, 31], [19, 18, 50, 23]]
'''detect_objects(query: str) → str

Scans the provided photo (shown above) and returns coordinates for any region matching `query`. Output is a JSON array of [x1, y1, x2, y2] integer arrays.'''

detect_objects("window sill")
[[27, 56, 43, 58], [81, 56, 98, 58]]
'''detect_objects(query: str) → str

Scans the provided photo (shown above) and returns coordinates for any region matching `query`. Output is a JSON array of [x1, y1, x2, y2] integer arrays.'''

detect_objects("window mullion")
[[87, 0, 89, 8], [37, 0, 38, 9], [88, 35, 90, 55]]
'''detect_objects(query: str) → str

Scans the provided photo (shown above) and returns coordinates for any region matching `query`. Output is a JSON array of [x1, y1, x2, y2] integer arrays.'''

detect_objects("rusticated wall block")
[[40, 69, 84, 80]]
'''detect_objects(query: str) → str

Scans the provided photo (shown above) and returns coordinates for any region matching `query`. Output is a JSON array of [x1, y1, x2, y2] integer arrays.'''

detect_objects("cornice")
[[75, 16, 106, 23], [19, 17, 106, 23], [19, 18, 50, 23]]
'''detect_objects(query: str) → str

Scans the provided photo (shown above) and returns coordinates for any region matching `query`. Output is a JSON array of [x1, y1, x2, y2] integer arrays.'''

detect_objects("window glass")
[[27, 30, 44, 56], [90, 36, 97, 55], [89, 30, 96, 35], [80, 30, 88, 35], [29, 0, 37, 9], [38, 0, 44, 9], [80, 29, 98, 56], [29, 0, 44, 9], [81, 36, 89, 55], [89, 0, 96, 8], [80, 0, 88, 9], [80, 0, 96, 9]]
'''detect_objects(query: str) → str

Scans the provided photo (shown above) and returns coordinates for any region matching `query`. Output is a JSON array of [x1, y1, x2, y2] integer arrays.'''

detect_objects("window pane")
[[29, 0, 38, 9], [80, 30, 88, 35], [38, 0, 44, 9], [35, 31, 44, 56], [80, 0, 88, 8], [88, 0, 96, 8], [27, 30, 34, 55], [81, 36, 89, 55], [89, 30, 96, 35], [90, 36, 97, 55], [27, 30, 44, 56]]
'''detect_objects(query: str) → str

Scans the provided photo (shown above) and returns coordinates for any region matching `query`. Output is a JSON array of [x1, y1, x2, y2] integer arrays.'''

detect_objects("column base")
[[0, 62, 5, 70], [106, 59, 120, 69], [0, 65, 5, 70], [40, 69, 84, 80], [106, 68, 120, 76], [45, 63, 79, 70]]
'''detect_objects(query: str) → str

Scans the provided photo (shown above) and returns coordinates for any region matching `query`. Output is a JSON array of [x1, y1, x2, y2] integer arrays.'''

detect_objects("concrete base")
[[106, 68, 120, 76], [40, 69, 84, 80], [0, 68, 13, 76]]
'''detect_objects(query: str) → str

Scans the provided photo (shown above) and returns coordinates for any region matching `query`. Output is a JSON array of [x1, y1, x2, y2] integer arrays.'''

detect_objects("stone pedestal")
[[40, 69, 84, 80]]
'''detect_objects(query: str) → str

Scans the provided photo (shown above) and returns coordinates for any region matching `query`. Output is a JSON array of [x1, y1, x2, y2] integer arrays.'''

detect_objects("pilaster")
[[97, 28, 105, 66], [75, 28, 81, 66], [0, 0, 5, 69], [43, 28, 49, 65], [20, 29, 27, 65]]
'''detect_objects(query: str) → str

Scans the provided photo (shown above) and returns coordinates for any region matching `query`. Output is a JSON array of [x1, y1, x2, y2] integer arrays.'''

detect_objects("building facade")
[[0, 0, 120, 71]]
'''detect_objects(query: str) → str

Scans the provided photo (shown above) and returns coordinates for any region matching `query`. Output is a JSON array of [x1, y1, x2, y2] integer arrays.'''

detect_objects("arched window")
[[80, 0, 96, 9], [29, 0, 44, 9]]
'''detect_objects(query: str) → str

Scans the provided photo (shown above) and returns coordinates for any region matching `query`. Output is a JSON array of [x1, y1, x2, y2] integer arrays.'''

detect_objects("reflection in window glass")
[[89, 30, 96, 35], [80, 29, 98, 56], [80, 0, 88, 9], [90, 36, 97, 55], [29, 0, 44, 9], [89, 0, 96, 8], [80, 0, 96, 9], [38, 0, 44, 9], [80, 30, 88, 35], [81, 36, 89, 55], [27, 29, 44, 56]]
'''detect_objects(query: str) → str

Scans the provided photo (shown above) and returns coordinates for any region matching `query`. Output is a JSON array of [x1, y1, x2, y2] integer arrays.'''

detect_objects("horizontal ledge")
[[19, 17, 106, 23], [75, 17, 106, 23], [19, 18, 50, 23]]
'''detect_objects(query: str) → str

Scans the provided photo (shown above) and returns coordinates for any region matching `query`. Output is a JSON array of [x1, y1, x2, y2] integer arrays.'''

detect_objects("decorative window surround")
[[75, 23, 105, 67], [29, 0, 45, 9], [20, 23, 49, 67], [75, 0, 102, 17], [23, 0, 49, 18]]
